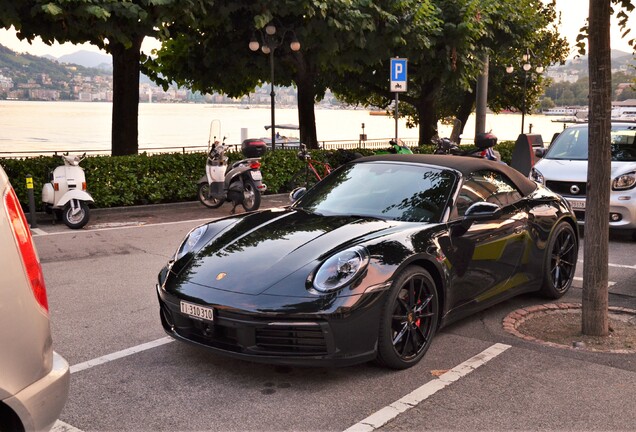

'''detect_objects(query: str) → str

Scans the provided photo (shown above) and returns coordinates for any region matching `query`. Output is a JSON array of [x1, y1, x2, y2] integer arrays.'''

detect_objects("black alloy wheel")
[[540, 221, 578, 298], [377, 266, 439, 369]]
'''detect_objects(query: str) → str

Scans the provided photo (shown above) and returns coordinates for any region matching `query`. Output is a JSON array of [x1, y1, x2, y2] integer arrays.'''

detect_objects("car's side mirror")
[[464, 201, 501, 221], [535, 148, 547, 158], [289, 187, 307, 203], [452, 202, 502, 236]]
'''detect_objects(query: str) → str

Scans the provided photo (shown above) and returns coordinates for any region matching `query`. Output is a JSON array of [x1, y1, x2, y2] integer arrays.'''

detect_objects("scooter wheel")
[[198, 183, 224, 209], [62, 201, 90, 229], [241, 179, 261, 212]]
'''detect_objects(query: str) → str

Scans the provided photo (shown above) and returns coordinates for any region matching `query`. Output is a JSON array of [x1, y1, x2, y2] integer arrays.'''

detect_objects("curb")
[[503, 303, 636, 354], [77, 194, 291, 216]]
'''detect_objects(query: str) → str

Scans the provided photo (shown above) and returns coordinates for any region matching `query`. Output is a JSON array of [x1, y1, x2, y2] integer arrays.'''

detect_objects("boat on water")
[[259, 124, 301, 148], [611, 106, 636, 122], [543, 107, 584, 116]]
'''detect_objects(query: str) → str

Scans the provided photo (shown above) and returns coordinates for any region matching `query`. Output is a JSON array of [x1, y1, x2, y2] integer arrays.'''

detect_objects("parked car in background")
[[157, 154, 578, 370], [530, 122, 636, 238], [0, 165, 70, 431]]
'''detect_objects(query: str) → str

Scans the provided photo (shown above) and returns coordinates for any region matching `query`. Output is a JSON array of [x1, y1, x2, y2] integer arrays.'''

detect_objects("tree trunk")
[[456, 88, 476, 142], [110, 35, 144, 156], [296, 74, 318, 149], [582, 0, 611, 336], [416, 94, 440, 145]]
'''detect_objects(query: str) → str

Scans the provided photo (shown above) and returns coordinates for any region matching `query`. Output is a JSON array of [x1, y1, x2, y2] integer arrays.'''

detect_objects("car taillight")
[[250, 161, 261, 169], [4, 186, 49, 313]]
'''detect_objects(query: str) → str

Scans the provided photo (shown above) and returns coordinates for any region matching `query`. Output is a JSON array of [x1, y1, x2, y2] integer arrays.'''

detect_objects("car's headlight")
[[174, 225, 208, 261], [312, 246, 370, 293], [529, 167, 544, 184], [612, 171, 636, 191]]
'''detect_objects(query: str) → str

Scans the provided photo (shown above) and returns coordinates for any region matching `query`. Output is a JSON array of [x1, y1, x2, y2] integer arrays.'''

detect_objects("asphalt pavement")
[[31, 193, 636, 431]]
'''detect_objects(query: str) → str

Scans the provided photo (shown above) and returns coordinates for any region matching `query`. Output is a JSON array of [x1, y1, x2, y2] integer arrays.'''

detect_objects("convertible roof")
[[357, 154, 538, 196]]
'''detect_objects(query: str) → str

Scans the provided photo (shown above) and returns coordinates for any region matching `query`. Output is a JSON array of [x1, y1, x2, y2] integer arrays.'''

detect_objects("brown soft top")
[[356, 154, 538, 196]]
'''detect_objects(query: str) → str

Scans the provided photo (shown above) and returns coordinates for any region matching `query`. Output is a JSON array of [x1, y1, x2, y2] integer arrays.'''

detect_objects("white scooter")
[[42, 153, 94, 229]]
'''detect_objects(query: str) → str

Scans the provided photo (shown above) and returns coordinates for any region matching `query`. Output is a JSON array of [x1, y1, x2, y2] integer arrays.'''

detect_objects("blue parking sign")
[[390, 58, 407, 92]]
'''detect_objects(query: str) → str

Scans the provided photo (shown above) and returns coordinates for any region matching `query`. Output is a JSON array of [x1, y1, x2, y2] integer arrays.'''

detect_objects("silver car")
[[530, 123, 636, 235], [0, 165, 70, 431]]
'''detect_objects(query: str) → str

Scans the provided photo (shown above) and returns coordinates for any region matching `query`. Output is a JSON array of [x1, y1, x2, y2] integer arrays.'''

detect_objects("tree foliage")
[[1, 0, 203, 155], [332, 0, 569, 143], [146, 0, 439, 148]]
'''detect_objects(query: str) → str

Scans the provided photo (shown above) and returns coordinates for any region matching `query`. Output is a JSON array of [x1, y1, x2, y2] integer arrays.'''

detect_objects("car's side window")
[[455, 170, 522, 217]]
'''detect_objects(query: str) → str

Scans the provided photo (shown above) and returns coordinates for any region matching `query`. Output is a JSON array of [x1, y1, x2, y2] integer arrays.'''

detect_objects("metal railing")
[[1, 137, 423, 158], [0, 136, 484, 159]]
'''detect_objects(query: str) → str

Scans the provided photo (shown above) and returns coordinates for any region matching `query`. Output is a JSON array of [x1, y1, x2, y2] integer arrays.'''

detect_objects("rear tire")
[[241, 178, 261, 212], [198, 183, 224, 209], [539, 221, 578, 298], [62, 200, 89, 229], [376, 266, 439, 369]]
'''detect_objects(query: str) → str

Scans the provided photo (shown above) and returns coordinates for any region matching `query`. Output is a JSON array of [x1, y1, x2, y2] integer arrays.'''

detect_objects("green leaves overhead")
[[40, 3, 63, 16]]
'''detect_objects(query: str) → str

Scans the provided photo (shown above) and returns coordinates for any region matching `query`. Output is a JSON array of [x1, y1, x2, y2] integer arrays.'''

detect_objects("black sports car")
[[156, 154, 578, 369]]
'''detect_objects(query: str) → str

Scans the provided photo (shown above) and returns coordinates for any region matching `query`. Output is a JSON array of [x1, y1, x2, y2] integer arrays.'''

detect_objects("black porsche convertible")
[[156, 154, 578, 369]]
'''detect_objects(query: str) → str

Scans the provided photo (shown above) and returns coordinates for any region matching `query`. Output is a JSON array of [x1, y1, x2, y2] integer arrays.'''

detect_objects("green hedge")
[[1, 141, 516, 210]]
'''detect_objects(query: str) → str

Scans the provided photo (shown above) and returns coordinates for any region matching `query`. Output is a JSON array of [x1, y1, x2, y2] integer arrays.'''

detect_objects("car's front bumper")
[[3, 351, 70, 432], [565, 193, 636, 229], [156, 284, 386, 367]]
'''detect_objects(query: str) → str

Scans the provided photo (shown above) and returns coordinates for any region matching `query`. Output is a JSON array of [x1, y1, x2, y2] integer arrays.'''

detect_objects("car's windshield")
[[293, 162, 457, 222], [545, 125, 636, 161]]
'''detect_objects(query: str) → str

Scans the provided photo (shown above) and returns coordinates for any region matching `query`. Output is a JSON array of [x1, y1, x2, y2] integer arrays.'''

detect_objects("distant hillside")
[[57, 50, 112, 70], [0, 43, 106, 81], [551, 49, 635, 74]]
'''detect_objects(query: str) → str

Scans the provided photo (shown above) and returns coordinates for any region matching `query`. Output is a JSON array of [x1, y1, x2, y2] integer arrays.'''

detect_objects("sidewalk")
[[30, 193, 291, 234]]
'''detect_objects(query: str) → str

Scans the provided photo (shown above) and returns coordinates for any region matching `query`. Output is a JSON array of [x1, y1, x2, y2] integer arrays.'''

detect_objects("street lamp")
[[506, 49, 544, 135], [249, 23, 300, 150]]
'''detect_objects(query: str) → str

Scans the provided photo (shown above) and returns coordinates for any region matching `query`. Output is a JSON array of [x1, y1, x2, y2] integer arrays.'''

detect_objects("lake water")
[[0, 100, 570, 156]]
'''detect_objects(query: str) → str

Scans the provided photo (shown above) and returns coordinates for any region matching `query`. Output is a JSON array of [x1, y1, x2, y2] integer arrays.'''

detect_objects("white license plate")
[[568, 200, 586, 210], [180, 301, 214, 322], [251, 170, 262, 181]]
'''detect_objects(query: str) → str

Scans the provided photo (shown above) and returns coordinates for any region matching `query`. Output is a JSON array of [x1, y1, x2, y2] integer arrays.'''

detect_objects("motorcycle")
[[197, 122, 267, 213], [433, 132, 500, 160], [42, 153, 94, 229], [375, 138, 413, 155]]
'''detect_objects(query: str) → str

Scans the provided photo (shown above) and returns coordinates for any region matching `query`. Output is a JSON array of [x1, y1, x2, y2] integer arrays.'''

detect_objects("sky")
[[0, 0, 634, 59]]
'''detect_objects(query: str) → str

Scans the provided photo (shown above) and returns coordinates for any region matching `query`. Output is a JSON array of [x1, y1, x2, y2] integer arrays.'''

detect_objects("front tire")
[[62, 200, 90, 229], [241, 178, 261, 212], [539, 221, 578, 298], [376, 266, 439, 370], [198, 183, 224, 209]]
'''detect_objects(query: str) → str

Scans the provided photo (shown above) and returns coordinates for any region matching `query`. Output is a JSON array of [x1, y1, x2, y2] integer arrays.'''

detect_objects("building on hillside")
[[0, 74, 12, 89]]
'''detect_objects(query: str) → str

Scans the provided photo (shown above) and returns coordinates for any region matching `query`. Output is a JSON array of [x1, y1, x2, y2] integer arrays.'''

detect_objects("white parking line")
[[343, 343, 512, 432], [51, 420, 84, 432], [31, 217, 213, 236], [70, 337, 174, 374]]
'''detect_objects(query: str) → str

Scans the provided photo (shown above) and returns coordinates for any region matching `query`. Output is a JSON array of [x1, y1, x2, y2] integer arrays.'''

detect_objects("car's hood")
[[184, 209, 400, 295], [535, 159, 636, 181]]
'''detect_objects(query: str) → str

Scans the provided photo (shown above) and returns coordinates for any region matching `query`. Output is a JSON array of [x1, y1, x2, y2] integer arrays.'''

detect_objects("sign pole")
[[395, 92, 399, 142], [390, 57, 407, 144]]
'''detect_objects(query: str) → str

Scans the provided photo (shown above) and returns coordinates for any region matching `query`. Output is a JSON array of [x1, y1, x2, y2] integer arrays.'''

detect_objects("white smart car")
[[0, 165, 70, 431], [530, 122, 636, 235]]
